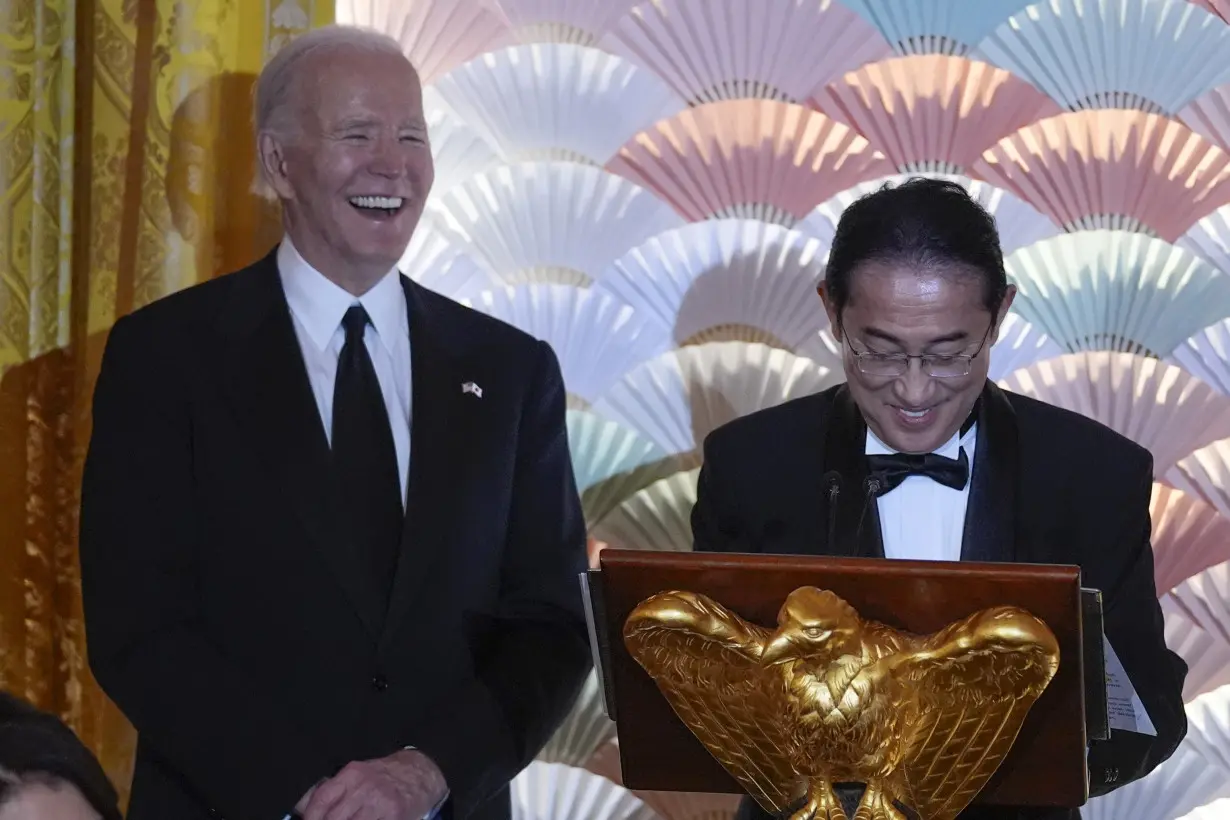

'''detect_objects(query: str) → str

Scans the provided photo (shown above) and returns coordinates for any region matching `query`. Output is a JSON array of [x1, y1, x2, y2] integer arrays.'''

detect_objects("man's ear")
[[257, 131, 294, 201], [990, 284, 1017, 345], [818, 280, 841, 341]]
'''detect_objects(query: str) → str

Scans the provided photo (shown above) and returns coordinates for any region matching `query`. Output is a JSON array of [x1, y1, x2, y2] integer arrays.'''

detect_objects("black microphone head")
[[863, 473, 883, 497], [822, 470, 843, 494]]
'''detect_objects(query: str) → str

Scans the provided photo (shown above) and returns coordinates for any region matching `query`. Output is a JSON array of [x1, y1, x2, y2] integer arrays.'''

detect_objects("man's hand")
[[299, 749, 447, 820]]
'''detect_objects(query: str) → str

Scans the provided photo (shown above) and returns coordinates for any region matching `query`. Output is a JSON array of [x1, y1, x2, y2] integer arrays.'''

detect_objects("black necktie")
[[866, 448, 970, 496], [332, 305, 404, 603]]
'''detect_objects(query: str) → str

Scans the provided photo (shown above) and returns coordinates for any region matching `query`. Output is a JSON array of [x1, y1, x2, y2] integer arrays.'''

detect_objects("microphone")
[[854, 473, 884, 546], [822, 470, 843, 549]]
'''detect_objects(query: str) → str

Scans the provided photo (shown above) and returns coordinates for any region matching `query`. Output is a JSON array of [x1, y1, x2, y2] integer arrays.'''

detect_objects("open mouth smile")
[[349, 195, 405, 218]]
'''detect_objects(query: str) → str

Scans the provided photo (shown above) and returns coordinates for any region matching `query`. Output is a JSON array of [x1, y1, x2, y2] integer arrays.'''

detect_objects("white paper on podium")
[[1103, 636, 1157, 736]]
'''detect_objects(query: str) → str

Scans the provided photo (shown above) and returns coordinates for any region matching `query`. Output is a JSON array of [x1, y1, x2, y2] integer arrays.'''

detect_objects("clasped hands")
[[296, 748, 447, 820]]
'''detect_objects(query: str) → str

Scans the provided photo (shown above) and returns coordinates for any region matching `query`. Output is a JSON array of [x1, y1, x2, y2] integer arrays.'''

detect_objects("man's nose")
[[367, 136, 402, 177], [892, 359, 932, 405]]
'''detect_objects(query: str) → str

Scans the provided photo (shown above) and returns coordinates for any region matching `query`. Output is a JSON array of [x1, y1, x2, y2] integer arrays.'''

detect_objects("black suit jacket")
[[692, 383, 1188, 820], [78, 251, 591, 820]]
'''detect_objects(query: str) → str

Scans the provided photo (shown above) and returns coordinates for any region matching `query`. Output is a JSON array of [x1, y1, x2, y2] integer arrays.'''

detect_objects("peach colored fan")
[[606, 99, 894, 226], [601, 0, 890, 105], [1181, 83, 1230, 152], [996, 352, 1230, 476], [1190, 0, 1230, 23], [971, 110, 1230, 242], [1161, 561, 1230, 701], [811, 55, 1061, 173], [1150, 483, 1230, 593]]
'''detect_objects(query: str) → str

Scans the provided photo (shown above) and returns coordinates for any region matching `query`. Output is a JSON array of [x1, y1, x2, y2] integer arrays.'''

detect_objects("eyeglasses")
[[840, 322, 994, 379]]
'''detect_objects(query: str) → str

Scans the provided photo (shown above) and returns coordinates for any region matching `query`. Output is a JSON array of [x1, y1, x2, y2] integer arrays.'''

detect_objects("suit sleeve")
[[410, 340, 590, 819], [1086, 453, 1188, 797], [79, 316, 335, 820], [691, 430, 746, 554]]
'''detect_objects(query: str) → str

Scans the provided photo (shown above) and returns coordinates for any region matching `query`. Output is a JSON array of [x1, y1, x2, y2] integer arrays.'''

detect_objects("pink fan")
[[1181, 82, 1230, 152], [811, 55, 1062, 173], [1161, 560, 1230, 701], [499, 0, 642, 43], [972, 110, 1230, 242], [1189, 0, 1230, 23], [601, 0, 890, 104], [1165, 438, 1230, 517], [606, 99, 894, 226], [336, 0, 513, 83], [1150, 483, 1230, 593], [996, 352, 1230, 476]]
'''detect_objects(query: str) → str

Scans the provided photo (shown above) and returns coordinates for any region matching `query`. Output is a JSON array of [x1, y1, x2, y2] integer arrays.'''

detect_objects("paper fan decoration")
[[996, 352, 1230, 476], [427, 161, 683, 287], [421, 87, 501, 194], [810, 55, 1062, 173], [1167, 438, 1230, 516], [1162, 562, 1230, 700], [1081, 685, 1230, 820], [1179, 204, 1230, 274], [566, 409, 684, 526], [1150, 483, 1230, 592], [1189, 0, 1230, 23], [399, 228, 501, 301], [511, 761, 661, 820], [606, 100, 894, 227], [1003, 231, 1230, 358], [837, 0, 1035, 55], [972, 0, 1230, 115], [797, 173, 1060, 253], [429, 44, 685, 165], [1179, 798, 1230, 819], [536, 669, 616, 766], [1181, 82, 1230, 151], [599, 0, 890, 105], [1169, 319, 1230, 395], [499, 0, 641, 44], [596, 219, 830, 356], [972, 110, 1230, 241], [583, 739, 739, 820], [335, 0, 512, 83], [589, 468, 699, 553], [987, 313, 1065, 381], [592, 341, 842, 456], [467, 285, 668, 405]]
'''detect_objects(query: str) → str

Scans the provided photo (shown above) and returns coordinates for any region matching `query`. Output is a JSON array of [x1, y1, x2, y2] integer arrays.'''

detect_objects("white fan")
[[996, 352, 1230, 476], [427, 161, 683, 286], [421, 87, 501, 195], [606, 99, 894, 227], [400, 228, 502, 302], [566, 409, 684, 526], [1150, 483, 1230, 593], [1178, 204, 1230, 275], [497, 0, 641, 44], [1166, 438, 1230, 518], [810, 55, 1062, 173], [428, 44, 685, 165], [511, 761, 662, 820], [582, 740, 739, 820], [336, 0, 512, 83], [596, 219, 831, 354], [972, 0, 1230, 115], [590, 468, 699, 553], [467, 284, 669, 405], [1182, 82, 1230, 151], [1178, 798, 1230, 819], [987, 313, 1066, 381], [536, 668, 616, 766], [1082, 684, 1230, 820], [600, 0, 891, 104], [1168, 318, 1230, 395], [797, 173, 1060, 253], [1003, 230, 1230, 358], [592, 341, 842, 457], [1162, 562, 1230, 701], [837, 0, 1037, 55], [972, 110, 1230, 242]]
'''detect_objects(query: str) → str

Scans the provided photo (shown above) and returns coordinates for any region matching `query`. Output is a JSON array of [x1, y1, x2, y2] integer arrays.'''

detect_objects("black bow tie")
[[865, 448, 970, 496]]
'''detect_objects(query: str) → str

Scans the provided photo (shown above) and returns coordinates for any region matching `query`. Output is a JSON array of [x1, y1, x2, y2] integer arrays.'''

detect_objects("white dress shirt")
[[278, 239, 412, 504], [866, 423, 978, 562]]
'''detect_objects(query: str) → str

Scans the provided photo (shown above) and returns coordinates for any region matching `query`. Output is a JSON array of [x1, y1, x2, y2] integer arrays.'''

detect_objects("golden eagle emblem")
[[623, 587, 1060, 820]]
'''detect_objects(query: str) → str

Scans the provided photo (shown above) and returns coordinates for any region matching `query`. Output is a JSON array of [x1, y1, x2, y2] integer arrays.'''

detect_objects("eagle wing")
[[623, 591, 802, 814], [895, 606, 1061, 820]]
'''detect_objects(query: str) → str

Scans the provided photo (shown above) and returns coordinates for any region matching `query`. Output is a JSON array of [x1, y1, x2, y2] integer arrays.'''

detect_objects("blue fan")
[[838, 0, 1034, 54]]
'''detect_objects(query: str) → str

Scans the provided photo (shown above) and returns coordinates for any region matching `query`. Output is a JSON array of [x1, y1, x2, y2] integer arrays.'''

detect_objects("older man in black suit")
[[79, 25, 589, 820]]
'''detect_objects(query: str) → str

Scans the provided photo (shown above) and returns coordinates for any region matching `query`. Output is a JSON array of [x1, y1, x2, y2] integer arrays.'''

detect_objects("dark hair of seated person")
[[0, 691, 122, 820]]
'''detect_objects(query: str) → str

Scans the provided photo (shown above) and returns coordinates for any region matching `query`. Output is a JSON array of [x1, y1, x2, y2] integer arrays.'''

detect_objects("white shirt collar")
[[865, 421, 977, 458], [277, 237, 407, 357]]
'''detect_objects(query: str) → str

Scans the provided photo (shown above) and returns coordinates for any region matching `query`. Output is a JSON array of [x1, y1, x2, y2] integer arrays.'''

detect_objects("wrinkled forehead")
[[297, 48, 423, 121], [839, 261, 993, 338]]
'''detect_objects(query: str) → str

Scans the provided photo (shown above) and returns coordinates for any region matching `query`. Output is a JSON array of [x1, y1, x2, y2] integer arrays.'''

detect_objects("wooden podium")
[[583, 549, 1097, 810]]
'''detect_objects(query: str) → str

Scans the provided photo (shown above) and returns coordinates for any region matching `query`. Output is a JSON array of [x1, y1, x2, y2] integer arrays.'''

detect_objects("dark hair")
[[0, 692, 122, 820], [823, 177, 1008, 321]]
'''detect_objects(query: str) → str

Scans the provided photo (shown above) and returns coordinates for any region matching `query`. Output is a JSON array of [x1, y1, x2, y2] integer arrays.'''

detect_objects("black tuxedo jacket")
[[692, 383, 1188, 820], [78, 251, 591, 820]]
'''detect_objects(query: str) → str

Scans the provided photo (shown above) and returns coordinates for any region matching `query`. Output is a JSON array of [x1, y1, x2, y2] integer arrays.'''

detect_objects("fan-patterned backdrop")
[[333, 0, 1230, 817]]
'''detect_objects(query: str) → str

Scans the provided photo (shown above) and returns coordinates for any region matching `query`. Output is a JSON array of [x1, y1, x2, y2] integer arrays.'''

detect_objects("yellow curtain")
[[0, 0, 332, 802]]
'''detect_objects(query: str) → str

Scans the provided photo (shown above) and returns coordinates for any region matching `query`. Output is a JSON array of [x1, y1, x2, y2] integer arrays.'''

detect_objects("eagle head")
[[761, 587, 861, 667]]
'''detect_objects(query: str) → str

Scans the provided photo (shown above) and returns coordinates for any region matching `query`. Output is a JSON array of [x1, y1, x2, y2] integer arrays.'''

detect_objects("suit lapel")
[[821, 386, 886, 559], [959, 381, 1020, 564], [217, 253, 385, 638]]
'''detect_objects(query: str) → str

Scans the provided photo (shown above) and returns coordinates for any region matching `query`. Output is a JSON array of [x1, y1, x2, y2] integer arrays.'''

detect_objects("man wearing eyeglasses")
[[691, 178, 1187, 820]]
